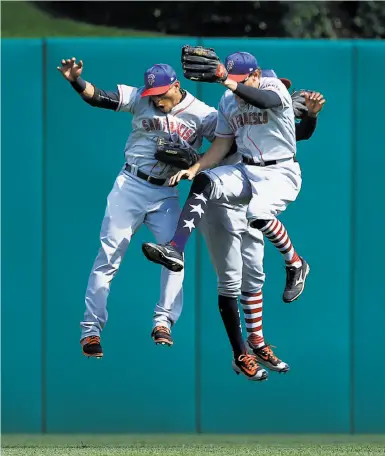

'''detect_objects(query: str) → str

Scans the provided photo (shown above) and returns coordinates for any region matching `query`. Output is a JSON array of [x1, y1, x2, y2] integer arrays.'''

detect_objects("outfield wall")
[[2, 38, 385, 433]]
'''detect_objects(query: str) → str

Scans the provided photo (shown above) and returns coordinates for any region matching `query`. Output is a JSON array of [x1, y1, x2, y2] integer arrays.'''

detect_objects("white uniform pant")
[[207, 159, 302, 222], [200, 201, 265, 297], [80, 169, 184, 339], [200, 159, 302, 297]]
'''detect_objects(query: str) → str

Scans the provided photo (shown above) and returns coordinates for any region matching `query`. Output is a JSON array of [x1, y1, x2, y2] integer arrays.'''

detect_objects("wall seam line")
[[41, 37, 47, 434], [349, 41, 358, 436]]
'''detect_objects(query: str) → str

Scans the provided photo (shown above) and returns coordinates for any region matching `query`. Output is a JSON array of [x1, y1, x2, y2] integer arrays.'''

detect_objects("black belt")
[[124, 163, 167, 186], [242, 156, 296, 166]]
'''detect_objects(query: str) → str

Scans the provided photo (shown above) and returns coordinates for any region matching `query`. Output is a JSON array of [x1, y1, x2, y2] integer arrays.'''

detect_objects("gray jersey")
[[117, 85, 217, 178], [215, 77, 296, 162]]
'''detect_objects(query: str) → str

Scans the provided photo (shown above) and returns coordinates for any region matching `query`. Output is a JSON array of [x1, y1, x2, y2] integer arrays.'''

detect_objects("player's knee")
[[218, 278, 242, 298], [241, 282, 264, 296], [189, 173, 213, 198], [241, 271, 265, 294], [250, 219, 269, 230], [98, 238, 128, 271]]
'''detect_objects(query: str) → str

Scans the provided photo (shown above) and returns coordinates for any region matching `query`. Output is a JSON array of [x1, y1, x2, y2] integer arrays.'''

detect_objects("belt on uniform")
[[124, 163, 167, 186], [242, 156, 297, 166]]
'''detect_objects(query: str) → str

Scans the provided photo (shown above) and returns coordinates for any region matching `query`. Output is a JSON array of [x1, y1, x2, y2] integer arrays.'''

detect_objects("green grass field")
[[2, 434, 385, 456], [1, 1, 169, 37]]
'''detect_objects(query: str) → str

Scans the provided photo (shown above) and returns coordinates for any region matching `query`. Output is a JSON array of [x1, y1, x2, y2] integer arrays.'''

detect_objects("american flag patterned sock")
[[171, 191, 209, 252], [241, 291, 265, 347], [259, 218, 302, 268]]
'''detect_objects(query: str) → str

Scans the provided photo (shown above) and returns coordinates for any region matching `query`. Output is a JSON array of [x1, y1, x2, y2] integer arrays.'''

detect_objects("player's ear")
[[174, 81, 181, 92], [250, 69, 261, 83]]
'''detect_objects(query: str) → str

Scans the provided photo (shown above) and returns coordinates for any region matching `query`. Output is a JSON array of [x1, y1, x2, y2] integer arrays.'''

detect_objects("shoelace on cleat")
[[154, 326, 170, 335], [239, 354, 258, 370], [85, 336, 100, 345], [285, 265, 302, 287], [260, 344, 279, 362]]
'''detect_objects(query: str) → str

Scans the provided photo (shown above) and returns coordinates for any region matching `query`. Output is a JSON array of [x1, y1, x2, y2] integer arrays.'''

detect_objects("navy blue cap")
[[225, 52, 259, 82], [261, 69, 278, 78], [261, 68, 292, 89], [141, 64, 178, 97]]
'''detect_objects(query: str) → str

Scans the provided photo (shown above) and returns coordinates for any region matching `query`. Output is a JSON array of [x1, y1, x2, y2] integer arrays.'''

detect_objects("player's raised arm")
[[223, 78, 282, 109], [181, 46, 282, 110], [57, 57, 120, 111], [292, 91, 326, 141], [219, 56, 283, 109]]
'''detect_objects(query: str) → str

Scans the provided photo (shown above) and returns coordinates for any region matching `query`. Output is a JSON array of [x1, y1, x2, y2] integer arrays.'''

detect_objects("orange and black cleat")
[[232, 353, 268, 381], [247, 336, 289, 373], [151, 326, 173, 346], [81, 336, 103, 358]]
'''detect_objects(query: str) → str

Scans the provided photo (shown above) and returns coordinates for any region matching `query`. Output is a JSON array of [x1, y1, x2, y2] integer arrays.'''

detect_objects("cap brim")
[[279, 78, 292, 89], [227, 73, 250, 82], [141, 84, 172, 97]]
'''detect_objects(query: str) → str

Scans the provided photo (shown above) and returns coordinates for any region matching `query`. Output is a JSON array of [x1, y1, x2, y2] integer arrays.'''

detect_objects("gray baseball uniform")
[[81, 85, 217, 339], [199, 143, 265, 297], [198, 77, 301, 301], [206, 77, 301, 222]]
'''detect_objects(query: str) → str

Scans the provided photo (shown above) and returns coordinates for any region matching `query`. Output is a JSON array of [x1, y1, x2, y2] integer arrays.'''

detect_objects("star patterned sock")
[[170, 175, 212, 252]]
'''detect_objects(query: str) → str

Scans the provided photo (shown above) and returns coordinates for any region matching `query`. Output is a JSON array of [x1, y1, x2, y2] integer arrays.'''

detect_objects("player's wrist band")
[[70, 77, 86, 93]]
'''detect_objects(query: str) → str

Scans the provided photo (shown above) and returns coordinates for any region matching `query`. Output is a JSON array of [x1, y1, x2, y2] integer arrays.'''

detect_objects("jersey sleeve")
[[116, 84, 139, 113], [260, 78, 291, 109], [201, 106, 218, 143], [215, 97, 234, 138], [295, 114, 317, 141]]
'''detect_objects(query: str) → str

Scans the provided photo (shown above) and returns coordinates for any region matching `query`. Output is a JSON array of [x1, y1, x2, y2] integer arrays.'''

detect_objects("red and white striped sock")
[[241, 291, 265, 348], [260, 218, 302, 268]]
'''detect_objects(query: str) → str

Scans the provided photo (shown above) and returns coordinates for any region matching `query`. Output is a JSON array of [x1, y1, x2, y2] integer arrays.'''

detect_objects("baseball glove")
[[291, 90, 308, 119], [181, 45, 228, 83], [155, 137, 200, 169]]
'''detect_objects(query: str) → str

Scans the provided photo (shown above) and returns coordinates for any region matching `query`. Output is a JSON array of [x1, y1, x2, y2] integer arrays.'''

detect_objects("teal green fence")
[[2, 38, 385, 434]]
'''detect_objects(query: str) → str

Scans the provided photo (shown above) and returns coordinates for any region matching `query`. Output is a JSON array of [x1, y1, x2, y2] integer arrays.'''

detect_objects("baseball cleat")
[[247, 337, 289, 373], [232, 354, 268, 381], [151, 326, 173, 346], [142, 242, 184, 272], [283, 257, 310, 303], [81, 336, 103, 358]]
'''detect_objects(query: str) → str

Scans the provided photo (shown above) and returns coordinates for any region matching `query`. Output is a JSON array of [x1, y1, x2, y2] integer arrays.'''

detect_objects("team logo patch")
[[147, 73, 156, 86], [226, 60, 234, 71]]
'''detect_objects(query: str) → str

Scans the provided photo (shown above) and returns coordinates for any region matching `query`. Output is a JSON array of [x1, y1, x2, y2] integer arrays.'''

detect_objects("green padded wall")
[[1, 39, 43, 432], [1, 38, 385, 434], [197, 39, 353, 433]]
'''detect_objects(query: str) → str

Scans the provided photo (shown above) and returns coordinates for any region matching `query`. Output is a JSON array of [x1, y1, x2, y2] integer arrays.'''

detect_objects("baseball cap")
[[225, 52, 259, 82], [261, 68, 292, 89], [141, 63, 178, 97]]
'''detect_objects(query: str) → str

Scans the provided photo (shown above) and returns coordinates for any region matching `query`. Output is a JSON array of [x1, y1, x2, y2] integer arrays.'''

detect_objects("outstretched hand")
[[57, 57, 84, 82], [169, 168, 197, 187], [303, 91, 326, 117]]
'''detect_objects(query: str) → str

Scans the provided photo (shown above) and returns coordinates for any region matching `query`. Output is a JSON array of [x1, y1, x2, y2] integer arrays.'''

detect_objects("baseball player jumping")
[[198, 68, 325, 379], [142, 49, 317, 353], [57, 57, 220, 357]]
